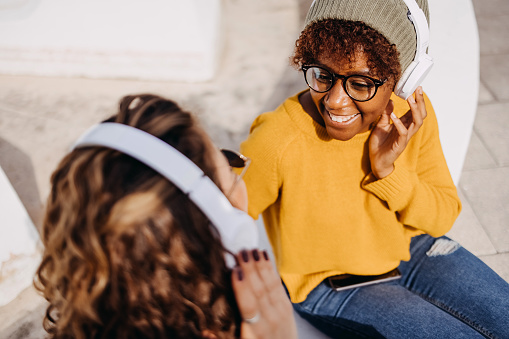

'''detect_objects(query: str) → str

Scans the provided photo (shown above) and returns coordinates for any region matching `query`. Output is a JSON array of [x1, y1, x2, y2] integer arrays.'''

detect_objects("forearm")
[[397, 182, 461, 236], [362, 165, 461, 236]]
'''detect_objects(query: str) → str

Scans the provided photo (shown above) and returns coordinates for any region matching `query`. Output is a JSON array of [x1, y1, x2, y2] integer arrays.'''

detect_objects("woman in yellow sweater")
[[240, 0, 509, 337]]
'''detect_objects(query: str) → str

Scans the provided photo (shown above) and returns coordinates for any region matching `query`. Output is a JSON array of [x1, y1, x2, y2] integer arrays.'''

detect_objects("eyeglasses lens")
[[345, 76, 376, 101], [305, 67, 332, 93], [221, 149, 246, 168]]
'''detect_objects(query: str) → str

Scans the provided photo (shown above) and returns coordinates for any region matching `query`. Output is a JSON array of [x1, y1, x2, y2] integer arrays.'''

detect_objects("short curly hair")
[[35, 94, 240, 338], [292, 19, 401, 83]]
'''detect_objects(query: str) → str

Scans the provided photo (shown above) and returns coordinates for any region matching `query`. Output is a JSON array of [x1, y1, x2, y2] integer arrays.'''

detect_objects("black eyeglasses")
[[302, 65, 387, 102], [220, 149, 251, 197]]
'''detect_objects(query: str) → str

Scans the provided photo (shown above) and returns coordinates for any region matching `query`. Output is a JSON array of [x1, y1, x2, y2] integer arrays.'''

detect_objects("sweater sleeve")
[[239, 113, 284, 219], [361, 94, 462, 236]]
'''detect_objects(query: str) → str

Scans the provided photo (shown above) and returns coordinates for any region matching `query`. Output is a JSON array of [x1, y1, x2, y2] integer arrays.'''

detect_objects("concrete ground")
[[0, 0, 508, 337]]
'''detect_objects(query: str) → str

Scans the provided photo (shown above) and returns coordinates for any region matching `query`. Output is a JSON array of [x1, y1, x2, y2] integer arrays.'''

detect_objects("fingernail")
[[235, 267, 244, 281], [241, 249, 249, 263], [252, 249, 260, 261], [390, 112, 397, 120], [418, 86, 423, 95], [263, 250, 269, 261], [409, 96, 416, 104]]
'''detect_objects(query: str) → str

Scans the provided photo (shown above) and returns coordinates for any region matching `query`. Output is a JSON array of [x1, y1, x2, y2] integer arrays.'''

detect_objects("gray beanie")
[[304, 0, 430, 74]]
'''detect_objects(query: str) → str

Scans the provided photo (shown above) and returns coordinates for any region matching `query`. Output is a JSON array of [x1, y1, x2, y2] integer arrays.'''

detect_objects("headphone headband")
[[402, 0, 429, 59], [73, 123, 258, 267], [395, 0, 433, 99]]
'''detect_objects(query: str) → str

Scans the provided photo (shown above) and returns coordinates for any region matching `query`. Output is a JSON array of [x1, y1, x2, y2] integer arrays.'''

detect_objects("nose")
[[325, 80, 352, 109]]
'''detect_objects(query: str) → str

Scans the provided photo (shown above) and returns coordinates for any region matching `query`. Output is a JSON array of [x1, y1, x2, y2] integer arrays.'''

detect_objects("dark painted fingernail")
[[262, 250, 269, 261], [241, 249, 249, 263], [252, 249, 260, 261], [236, 267, 244, 281]]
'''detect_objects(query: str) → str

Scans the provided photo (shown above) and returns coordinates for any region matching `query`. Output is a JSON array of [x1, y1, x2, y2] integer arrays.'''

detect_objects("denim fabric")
[[292, 235, 509, 339]]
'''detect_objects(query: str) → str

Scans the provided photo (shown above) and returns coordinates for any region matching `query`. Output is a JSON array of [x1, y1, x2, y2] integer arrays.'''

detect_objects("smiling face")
[[304, 53, 394, 141]]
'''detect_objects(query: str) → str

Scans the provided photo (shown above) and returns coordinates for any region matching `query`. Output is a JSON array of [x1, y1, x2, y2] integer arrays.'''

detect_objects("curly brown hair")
[[35, 94, 240, 338], [292, 19, 401, 83]]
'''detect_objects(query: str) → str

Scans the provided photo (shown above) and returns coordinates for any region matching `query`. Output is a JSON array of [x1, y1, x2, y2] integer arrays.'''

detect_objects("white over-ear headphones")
[[394, 0, 434, 99], [72, 122, 258, 268]]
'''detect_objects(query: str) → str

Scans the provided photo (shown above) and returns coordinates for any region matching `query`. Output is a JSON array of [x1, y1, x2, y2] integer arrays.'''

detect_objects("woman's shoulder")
[[248, 94, 303, 139], [242, 94, 303, 159]]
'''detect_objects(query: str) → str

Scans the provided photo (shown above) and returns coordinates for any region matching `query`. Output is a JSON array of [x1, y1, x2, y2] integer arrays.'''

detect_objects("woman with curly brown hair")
[[34, 94, 297, 339], [239, 0, 509, 338]]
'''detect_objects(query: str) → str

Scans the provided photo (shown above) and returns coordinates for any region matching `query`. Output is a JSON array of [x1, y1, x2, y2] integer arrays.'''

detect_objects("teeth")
[[329, 112, 358, 123]]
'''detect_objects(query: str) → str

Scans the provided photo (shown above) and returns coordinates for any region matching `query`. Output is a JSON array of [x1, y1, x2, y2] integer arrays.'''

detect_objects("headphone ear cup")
[[217, 208, 259, 268], [218, 208, 259, 253], [395, 54, 434, 100]]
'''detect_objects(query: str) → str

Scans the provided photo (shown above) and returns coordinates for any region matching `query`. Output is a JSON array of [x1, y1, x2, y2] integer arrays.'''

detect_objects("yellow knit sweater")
[[240, 90, 461, 303]]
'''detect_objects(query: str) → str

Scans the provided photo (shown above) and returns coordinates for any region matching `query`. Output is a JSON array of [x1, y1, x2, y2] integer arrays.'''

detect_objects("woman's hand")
[[369, 86, 427, 179], [232, 249, 297, 339]]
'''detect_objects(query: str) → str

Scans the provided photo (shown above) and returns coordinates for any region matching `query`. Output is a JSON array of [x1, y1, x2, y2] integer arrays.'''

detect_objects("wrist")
[[373, 165, 394, 179]]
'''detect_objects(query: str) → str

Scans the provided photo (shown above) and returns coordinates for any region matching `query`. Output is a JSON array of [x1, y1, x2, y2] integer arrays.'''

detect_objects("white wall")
[[0, 166, 40, 307], [0, 0, 222, 81], [422, 0, 479, 184]]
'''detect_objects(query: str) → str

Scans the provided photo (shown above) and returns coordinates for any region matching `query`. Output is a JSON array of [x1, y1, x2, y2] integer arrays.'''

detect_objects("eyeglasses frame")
[[302, 65, 387, 102], [220, 149, 251, 198]]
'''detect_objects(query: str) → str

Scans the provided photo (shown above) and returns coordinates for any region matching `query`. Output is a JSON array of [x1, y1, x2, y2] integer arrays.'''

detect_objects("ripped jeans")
[[292, 235, 509, 339]]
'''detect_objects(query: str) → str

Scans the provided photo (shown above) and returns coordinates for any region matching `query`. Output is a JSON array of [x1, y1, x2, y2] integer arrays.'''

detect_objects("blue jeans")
[[292, 235, 509, 339]]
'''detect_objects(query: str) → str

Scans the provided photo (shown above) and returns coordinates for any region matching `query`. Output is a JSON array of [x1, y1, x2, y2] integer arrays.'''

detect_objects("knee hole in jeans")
[[426, 238, 460, 257]]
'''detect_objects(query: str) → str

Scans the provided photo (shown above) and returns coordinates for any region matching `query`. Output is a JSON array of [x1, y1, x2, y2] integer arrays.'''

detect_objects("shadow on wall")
[[0, 137, 43, 231]]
